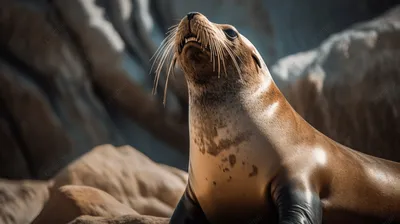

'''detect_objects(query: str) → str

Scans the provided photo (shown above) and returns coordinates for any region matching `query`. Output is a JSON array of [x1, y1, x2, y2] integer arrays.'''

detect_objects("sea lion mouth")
[[179, 33, 211, 54]]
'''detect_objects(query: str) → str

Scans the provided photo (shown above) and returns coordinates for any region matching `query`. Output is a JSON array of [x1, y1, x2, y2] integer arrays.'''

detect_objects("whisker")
[[151, 26, 178, 95], [150, 38, 173, 78], [210, 37, 219, 77], [214, 39, 225, 78], [152, 44, 173, 94], [163, 55, 177, 105], [150, 31, 177, 81], [226, 43, 244, 65], [215, 39, 227, 77], [223, 43, 242, 80], [207, 31, 216, 72], [150, 26, 177, 62], [167, 24, 179, 30], [215, 42, 227, 77], [201, 27, 214, 70], [154, 41, 175, 94]]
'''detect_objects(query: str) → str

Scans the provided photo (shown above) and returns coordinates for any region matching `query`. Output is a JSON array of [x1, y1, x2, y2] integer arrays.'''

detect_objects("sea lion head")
[[153, 12, 267, 99]]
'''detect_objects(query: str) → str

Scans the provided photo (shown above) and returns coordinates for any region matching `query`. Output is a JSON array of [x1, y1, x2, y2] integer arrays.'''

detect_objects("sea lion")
[[153, 12, 400, 224]]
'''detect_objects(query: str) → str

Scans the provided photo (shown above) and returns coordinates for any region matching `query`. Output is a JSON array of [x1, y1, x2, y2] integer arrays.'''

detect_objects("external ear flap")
[[252, 53, 261, 69]]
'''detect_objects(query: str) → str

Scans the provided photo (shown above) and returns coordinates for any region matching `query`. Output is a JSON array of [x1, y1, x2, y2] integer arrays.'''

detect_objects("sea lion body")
[[188, 90, 279, 223], [155, 12, 400, 224]]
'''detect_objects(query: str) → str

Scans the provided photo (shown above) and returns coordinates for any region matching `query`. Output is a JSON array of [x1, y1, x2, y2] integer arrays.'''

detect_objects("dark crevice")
[[150, 0, 175, 34], [47, 0, 155, 104], [129, 1, 158, 63], [46, 0, 113, 125], [46, 1, 124, 113], [102, 0, 151, 70], [100, 0, 143, 65], [0, 50, 60, 178], [149, 0, 167, 34], [46, 0, 174, 139], [102, 0, 166, 97], [0, 46, 62, 119], [0, 47, 55, 97], [46, 0, 93, 79], [129, 22, 153, 68], [0, 97, 34, 178], [45, 0, 148, 150]]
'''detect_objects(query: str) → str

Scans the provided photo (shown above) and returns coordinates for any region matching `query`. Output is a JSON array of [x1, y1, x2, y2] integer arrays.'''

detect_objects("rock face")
[[0, 0, 398, 180], [171, 0, 399, 64], [0, 179, 52, 224], [271, 6, 400, 161], [32, 185, 139, 224], [0, 0, 188, 180], [51, 144, 188, 217]]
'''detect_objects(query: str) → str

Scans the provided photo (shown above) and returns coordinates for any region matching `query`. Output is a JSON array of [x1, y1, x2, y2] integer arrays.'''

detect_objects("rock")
[[0, 179, 52, 224], [171, 0, 398, 64], [0, 109, 31, 179], [52, 144, 188, 217], [68, 215, 169, 224], [52, 0, 189, 160], [271, 5, 400, 161], [0, 0, 121, 179], [0, 0, 189, 180], [32, 185, 138, 224]]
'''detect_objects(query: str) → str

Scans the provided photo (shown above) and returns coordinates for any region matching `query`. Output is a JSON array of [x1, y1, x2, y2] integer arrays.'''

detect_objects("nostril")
[[187, 12, 200, 21]]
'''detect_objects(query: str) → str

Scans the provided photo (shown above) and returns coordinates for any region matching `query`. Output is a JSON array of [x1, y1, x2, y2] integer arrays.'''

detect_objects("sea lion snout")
[[187, 12, 200, 21], [176, 12, 212, 56]]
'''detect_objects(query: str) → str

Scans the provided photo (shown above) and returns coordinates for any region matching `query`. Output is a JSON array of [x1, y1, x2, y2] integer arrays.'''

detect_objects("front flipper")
[[271, 179, 322, 224], [170, 186, 210, 224]]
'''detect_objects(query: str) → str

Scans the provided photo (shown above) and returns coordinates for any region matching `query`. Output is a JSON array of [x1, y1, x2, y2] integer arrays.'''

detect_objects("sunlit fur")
[[150, 14, 263, 104]]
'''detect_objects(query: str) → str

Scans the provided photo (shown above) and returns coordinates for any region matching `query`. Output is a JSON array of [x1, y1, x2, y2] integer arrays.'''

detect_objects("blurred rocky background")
[[0, 0, 400, 223]]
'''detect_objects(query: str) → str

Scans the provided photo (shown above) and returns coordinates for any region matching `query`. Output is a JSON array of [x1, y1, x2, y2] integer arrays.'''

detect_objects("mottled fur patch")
[[249, 165, 259, 177], [229, 154, 237, 167]]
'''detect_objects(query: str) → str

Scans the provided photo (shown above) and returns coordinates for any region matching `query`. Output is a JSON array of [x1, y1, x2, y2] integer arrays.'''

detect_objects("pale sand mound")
[[51, 144, 187, 217], [68, 215, 169, 224], [0, 179, 52, 224], [32, 185, 139, 224]]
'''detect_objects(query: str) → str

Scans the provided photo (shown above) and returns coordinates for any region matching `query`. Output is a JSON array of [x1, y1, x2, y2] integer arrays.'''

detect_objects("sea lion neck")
[[186, 67, 272, 108], [187, 69, 304, 158], [187, 76, 242, 107]]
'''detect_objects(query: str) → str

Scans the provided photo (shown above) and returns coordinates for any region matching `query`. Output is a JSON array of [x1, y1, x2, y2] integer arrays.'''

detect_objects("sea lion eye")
[[223, 28, 238, 40]]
